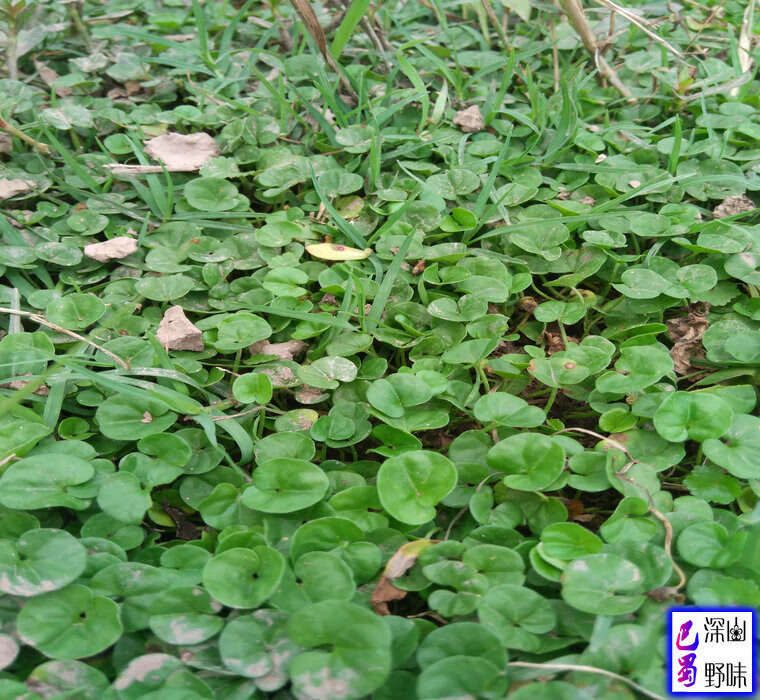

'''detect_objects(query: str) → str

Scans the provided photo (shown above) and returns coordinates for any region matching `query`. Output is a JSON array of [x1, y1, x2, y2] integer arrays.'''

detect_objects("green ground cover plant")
[[1, 0, 760, 696]]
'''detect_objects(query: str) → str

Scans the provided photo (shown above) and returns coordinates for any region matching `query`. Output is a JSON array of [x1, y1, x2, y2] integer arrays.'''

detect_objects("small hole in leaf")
[[79, 612, 87, 620]]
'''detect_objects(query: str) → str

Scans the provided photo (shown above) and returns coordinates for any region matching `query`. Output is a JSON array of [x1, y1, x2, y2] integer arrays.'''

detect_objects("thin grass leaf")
[[310, 165, 368, 248], [331, 0, 371, 59], [41, 369, 69, 429], [366, 230, 415, 330], [213, 411, 255, 466], [396, 53, 429, 133]]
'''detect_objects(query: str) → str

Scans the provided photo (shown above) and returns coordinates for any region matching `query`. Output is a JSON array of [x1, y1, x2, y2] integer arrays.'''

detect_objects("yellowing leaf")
[[306, 243, 372, 261]]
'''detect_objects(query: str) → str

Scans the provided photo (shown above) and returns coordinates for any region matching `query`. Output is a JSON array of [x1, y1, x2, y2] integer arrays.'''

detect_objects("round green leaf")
[[138, 432, 193, 468], [219, 610, 299, 686], [474, 393, 546, 428], [703, 413, 760, 478], [95, 395, 177, 440], [477, 584, 556, 652], [416, 622, 506, 669], [202, 546, 285, 608], [17, 584, 122, 659], [677, 522, 734, 568], [45, 293, 105, 330], [268, 551, 356, 612], [215, 313, 272, 352], [26, 660, 109, 697], [486, 434, 565, 491], [377, 451, 457, 525], [367, 374, 434, 418], [185, 177, 240, 211], [232, 372, 273, 404], [0, 528, 87, 596], [297, 356, 358, 390], [417, 656, 507, 699], [148, 586, 224, 645], [287, 600, 392, 700], [653, 391, 733, 442], [97, 472, 152, 524], [242, 458, 330, 513], [540, 522, 603, 560], [561, 553, 645, 615], [0, 455, 94, 510], [135, 274, 195, 302]]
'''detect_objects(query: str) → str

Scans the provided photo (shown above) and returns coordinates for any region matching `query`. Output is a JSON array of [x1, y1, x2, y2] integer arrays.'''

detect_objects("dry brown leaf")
[[0, 374, 49, 396], [667, 304, 710, 375], [370, 579, 407, 616], [0, 179, 33, 201], [144, 132, 220, 170], [290, 0, 327, 58], [452, 105, 484, 133], [0, 133, 13, 153], [105, 132, 220, 174], [156, 306, 204, 352], [84, 236, 138, 262], [162, 33, 197, 42], [712, 194, 756, 219], [371, 540, 436, 615], [34, 60, 73, 97], [249, 339, 307, 361]]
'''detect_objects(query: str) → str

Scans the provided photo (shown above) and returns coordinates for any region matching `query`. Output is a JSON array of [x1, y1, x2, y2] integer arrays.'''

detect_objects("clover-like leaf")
[[653, 391, 733, 443], [242, 458, 329, 513], [233, 372, 273, 404], [219, 610, 300, 688], [148, 586, 224, 645], [703, 413, 760, 479], [202, 546, 285, 608], [95, 395, 177, 441], [377, 451, 457, 525], [367, 374, 434, 418], [474, 393, 546, 428], [487, 433, 565, 491], [0, 455, 94, 510], [561, 553, 646, 615], [45, 293, 105, 330], [0, 529, 87, 596], [297, 356, 358, 389], [17, 584, 122, 659], [287, 600, 392, 700]]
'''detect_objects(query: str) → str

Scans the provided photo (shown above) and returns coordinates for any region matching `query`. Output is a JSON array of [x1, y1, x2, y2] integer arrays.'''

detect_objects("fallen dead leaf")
[[156, 306, 204, 352], [452, 105, 484, 133], [249, 339, 307, 361], [162, 33, 197, 42], [144, 131, 219, 170], [580, 195, 596, 205], [84, 236, 138, 262], [105, 132, 220, 174], [0, 179, 34, 201], [0, 374, 49, 396], [371, 540, 436, 615], [666, 303, 710, 375], [34, 60, 73, 97], [712, 194, 755, 219], [0, 133, 12, 153]]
